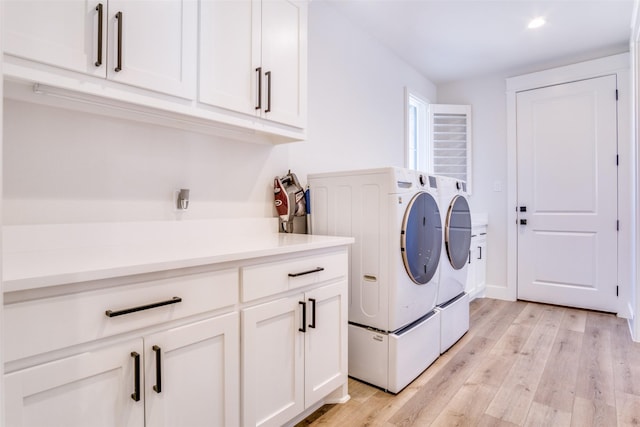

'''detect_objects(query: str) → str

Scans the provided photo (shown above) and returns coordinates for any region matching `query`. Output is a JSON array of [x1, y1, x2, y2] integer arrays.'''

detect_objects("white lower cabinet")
[[3, 246, 350, 427], [5, 338, 145, 427], [144, 313, 239, 427], [242, 280, 348, 427], [5, 312, 239, 427], [466, 225, 487, 299]]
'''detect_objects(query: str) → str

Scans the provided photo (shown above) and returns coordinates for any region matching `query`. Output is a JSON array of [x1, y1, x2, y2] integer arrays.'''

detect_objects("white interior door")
[[516, 75, 618, 312]]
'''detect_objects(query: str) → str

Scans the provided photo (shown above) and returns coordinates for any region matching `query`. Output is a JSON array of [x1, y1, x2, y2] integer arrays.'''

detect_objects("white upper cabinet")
[[4, 0, 197, 99], [260, 0, 307, 127], [199, 0, 307, 128], [3, 0, 307, 142], [199, 0, 255, 115], [106, 0, 196, 99], [4, 0, 106, 77]]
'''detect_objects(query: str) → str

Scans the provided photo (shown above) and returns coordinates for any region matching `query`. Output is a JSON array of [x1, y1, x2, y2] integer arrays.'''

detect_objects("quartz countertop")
[[3, 219, 354, 292], [471, 213, 488, 228]]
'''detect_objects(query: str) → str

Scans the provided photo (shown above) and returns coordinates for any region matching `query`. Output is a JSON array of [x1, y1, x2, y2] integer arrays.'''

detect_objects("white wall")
[[437, 75, 509, 291], [3, 100, 286, 224], [631, 0, 640, 341], [438, 55, 634, 316], [0, 3, 5, 422], [289, 1, 436, 176], [2, 1, 435, 225]]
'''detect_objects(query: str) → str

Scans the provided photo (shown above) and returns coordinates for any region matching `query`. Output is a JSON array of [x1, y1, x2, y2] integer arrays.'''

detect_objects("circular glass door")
[[401, 192, 442, 284], [445, 195, 472, 270]]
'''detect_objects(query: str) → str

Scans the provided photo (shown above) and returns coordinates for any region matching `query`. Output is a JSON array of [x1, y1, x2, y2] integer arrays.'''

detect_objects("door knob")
[[520, 219, 527, 225]]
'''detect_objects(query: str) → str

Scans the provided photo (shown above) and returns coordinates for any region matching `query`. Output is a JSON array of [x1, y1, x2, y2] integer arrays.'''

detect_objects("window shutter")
[[429, 104, 472, 193]]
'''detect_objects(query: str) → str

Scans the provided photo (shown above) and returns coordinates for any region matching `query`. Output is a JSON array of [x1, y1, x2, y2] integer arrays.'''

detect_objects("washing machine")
[[435, 175, 472, 353], [308, 167, 442, 393]]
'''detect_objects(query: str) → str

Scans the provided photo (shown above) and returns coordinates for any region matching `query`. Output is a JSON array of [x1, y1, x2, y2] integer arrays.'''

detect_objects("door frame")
[[504, 53, 632, 318]]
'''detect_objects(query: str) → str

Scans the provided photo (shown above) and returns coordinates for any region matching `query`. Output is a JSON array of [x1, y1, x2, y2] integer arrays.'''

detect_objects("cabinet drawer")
[[4, 269, 238, 362], [242, 249, 347, 302]]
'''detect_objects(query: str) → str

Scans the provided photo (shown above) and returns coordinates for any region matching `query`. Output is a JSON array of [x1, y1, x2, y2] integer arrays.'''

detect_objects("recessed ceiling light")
[[528, 17, 546, 29]]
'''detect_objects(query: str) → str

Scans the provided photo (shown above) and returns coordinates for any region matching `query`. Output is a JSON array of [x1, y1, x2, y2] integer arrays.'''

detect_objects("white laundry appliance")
[[435, 175, 472, 353], [308, 167, 442, 393]]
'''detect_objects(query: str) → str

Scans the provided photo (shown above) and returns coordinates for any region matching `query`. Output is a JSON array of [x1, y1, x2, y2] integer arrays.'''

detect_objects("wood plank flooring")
[[296, 298, 640, 427]]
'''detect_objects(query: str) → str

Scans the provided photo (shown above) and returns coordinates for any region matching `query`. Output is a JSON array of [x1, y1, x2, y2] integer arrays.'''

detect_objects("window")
[[405, 90, 429, 172], [405, 92, 473, 193]]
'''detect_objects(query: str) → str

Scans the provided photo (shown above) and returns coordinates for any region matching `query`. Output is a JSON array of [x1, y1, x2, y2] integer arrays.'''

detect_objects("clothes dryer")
[[435, 175, 472, 353], [308, 167, 442, 393]]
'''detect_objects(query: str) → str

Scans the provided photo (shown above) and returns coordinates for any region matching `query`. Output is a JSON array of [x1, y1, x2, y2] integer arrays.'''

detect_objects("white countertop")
[[3, 219, 354, 292], [471, 213, 488, 227]]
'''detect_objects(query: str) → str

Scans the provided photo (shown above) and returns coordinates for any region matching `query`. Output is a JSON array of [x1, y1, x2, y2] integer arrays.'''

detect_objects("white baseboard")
[[484, 284, 516, 301]]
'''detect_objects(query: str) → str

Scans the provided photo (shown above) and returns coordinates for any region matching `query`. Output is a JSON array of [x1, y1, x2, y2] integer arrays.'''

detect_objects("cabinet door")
[[4, 0, 106, 77], [304, 280, 348, 407], [260, 0, 307, 127], [242, 295, 304, 427], [144, 313, 239, 427], [199, 0, 258, 114], [465, 238, 478, 296], [476, 235, 487, 289], [4, 338, 144, 427], [106, 0, 197, 98]]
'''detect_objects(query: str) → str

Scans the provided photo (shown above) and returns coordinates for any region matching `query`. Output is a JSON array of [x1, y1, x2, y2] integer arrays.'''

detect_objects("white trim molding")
[[631, 0, 640, 342]]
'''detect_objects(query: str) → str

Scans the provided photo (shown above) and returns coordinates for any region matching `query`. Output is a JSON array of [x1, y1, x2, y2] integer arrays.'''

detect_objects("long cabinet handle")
[[131, 351, 141, 402], [255, 67, 262, 110], [288, 267, 324, 278], [265, 71, 272, 113], [152, 345, 162, 393], [95, 3, 103, 66], [309, 298, 316, 329], [478, 246, 482, 260], [299, 301, 306, 333], [115, 11, 123, 72], [105, 296, 182, 317]]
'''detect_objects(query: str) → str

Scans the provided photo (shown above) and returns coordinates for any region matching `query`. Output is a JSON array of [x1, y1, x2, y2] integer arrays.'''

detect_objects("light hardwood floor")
[[297, 298, 640, 426]]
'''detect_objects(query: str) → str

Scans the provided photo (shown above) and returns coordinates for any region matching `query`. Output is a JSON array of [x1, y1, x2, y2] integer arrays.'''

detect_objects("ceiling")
[[326, 0, 635, 84]]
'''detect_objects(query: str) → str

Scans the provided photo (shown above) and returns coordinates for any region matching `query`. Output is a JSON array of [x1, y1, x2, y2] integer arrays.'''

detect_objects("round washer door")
[[445, 195, 472, 270], [401, 191, 442, 284]]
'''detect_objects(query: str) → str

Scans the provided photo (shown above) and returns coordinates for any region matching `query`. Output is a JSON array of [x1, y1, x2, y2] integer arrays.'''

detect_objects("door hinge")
[[617, 220, 619, 231], [616, 154, 619, 166], [616, 89, 619, 101]]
